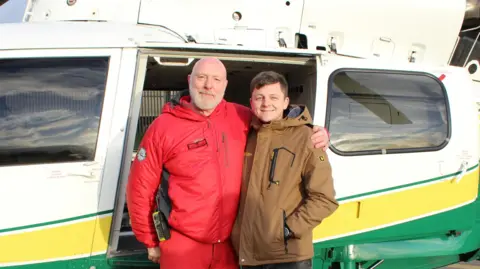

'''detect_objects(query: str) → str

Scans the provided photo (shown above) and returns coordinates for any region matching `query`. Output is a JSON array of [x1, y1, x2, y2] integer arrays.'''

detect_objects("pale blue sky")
[[0, 0, 27, 23]]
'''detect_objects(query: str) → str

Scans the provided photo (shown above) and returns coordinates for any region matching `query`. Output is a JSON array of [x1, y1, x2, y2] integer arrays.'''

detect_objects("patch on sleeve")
[[137, 147, 147, 161]]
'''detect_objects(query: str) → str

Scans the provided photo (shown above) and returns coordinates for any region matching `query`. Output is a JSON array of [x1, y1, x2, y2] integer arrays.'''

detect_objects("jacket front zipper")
[[209, 119, 224, 240], [208, 119, 220, 152], [222, 132, 229, 167]]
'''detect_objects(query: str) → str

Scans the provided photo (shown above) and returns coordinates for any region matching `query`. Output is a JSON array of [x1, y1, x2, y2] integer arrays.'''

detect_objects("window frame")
[[0, 48, 122, 166], [324, 68, 452, 157]]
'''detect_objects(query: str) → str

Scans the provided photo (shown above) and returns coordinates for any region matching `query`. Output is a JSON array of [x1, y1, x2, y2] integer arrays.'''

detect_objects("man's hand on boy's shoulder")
[[310, 126, 329, 151]]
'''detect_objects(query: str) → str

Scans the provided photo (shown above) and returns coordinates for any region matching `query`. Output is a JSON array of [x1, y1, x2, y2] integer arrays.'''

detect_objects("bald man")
[[126, 57, 329, 269]]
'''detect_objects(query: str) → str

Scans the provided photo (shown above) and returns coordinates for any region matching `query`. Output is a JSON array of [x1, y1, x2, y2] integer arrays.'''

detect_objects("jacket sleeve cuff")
[[143, 235, 159, 248], [144, 241, 159, 248]]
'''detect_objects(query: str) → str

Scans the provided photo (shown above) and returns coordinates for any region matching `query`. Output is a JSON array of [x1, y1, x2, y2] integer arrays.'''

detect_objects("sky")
[[0, 0, 27, 23]]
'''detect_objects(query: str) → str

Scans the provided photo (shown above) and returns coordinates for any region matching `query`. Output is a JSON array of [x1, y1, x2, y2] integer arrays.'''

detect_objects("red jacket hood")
[[162, 95, 227, 121]]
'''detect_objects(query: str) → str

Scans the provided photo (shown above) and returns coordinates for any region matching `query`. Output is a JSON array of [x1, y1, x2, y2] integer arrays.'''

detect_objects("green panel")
[[5, 255, 98, 269], [4, 254, 159, 269], [104, 253, 157, 268], [358, 255, 461, 269]]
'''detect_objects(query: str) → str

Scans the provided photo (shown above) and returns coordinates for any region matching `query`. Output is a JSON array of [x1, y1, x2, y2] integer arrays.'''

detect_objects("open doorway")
[[108, 50, 318, 257]]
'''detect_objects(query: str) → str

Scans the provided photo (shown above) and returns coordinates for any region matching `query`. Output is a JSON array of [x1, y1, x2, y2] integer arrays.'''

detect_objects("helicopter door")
[[0, 48, 122, 266]]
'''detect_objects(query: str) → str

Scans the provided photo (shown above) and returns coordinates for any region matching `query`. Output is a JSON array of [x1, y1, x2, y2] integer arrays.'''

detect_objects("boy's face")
[[250, 82, 289, 123]]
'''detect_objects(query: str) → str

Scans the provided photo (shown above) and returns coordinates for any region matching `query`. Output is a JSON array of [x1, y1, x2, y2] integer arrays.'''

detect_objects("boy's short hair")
[[250, 71, 288, 97]]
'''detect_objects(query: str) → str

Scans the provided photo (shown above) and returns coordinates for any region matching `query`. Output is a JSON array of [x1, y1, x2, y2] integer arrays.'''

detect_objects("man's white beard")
[[190, 89, 224, 111]]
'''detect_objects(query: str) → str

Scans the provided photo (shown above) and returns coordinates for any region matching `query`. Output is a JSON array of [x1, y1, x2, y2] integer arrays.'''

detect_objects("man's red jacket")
[[126, 95, 251, 248]]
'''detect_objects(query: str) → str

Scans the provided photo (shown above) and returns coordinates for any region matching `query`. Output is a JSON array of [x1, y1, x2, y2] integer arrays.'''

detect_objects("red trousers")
[[159, 229, 239, 269]]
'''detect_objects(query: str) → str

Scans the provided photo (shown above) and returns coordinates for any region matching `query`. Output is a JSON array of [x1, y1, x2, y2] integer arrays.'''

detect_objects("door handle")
[[67, 162, 103, 182], [454, 161, 468, 183]]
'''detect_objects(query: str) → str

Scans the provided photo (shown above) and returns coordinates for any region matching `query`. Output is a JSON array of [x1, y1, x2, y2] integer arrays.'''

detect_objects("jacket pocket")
[[267, 208, 284, 244], [276, 209, 285, 243], [253, 208, 286, 261], [282, 209, 289, 254]]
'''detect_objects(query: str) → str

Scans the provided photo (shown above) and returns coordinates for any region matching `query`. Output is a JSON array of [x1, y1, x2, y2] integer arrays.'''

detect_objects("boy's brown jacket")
[[231, 105, 339, 266]]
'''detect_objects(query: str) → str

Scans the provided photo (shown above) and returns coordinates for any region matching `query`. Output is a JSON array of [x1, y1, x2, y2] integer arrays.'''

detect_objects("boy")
[[231, 71, 339, 269]]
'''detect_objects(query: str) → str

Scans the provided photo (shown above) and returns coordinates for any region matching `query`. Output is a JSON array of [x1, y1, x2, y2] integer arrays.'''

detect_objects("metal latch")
[[454, 161, 468, 183]]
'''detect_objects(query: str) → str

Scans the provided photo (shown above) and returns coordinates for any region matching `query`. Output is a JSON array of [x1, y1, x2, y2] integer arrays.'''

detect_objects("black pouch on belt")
[[152, 210, 170, 241]]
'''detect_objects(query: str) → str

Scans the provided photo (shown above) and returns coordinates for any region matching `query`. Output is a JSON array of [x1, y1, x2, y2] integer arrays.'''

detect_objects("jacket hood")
[[161, 89, 226, 121], [252, 105, 313, 130]]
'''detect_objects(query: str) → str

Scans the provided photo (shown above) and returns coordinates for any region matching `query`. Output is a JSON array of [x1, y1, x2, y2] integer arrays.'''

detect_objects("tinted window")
[[326, 70, 449, 155], [0, 57, 109, 165]]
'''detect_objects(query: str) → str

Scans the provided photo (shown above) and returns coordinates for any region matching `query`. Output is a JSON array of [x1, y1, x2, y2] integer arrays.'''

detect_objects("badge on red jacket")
[[137, 147, 147, 161]]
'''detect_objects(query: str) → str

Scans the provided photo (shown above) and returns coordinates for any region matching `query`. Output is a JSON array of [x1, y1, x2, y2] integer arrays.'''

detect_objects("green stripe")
[[4, 254, 108, 269], [337, 163, 479, 202], [0, 209, 113, 234]]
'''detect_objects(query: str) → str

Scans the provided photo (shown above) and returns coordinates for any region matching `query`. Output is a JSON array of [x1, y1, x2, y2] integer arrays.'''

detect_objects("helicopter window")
[[325, 69, 450, 156], [0, 56, 109, 166]]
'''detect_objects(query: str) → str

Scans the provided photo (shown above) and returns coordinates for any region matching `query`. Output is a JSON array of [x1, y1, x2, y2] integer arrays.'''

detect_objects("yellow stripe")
[[0, 215, 112, 264], [91, 214, 113, 253], [313, 168, 479, 241], [0, 169, 478, 264]]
